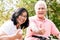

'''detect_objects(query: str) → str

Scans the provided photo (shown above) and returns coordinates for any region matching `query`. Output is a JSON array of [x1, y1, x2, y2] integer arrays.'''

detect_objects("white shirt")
[[0, 20, 17, 35]]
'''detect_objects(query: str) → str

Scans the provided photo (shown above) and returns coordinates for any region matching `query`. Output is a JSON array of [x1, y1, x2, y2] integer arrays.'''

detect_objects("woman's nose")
[[21, 16, 26, 20]]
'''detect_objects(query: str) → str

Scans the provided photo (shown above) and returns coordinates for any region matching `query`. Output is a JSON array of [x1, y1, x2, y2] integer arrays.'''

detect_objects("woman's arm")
[[0, 29, 22, 40]]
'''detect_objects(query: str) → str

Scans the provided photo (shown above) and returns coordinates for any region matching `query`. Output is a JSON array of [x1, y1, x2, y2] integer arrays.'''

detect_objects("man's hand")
[[32, 27, 45, 35], [55, 33, 60, 40], [38, 28, 45, 35]]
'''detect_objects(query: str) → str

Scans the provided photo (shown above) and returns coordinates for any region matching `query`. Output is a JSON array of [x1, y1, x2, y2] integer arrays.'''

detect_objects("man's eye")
[[42, 8, 44, 9], [38, 8, 40, 10]]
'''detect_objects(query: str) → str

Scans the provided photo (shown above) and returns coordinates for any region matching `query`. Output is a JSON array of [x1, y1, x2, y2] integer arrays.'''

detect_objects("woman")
[[0, 8, 29, 40]]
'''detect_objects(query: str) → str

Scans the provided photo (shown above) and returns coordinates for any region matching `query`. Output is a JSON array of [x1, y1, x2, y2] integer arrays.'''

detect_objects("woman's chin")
[[20, 22, 24, 25]]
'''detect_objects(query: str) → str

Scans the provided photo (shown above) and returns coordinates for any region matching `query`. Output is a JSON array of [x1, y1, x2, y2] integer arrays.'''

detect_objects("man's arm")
[[51, 21, 60, 39]]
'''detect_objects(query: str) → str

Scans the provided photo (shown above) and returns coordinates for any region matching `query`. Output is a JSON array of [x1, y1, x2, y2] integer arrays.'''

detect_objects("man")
[[25, 1, 60, 40]]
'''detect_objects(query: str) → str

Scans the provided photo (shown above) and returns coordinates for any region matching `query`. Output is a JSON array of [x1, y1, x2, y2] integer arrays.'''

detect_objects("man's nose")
[[39, 9, 42, 11]]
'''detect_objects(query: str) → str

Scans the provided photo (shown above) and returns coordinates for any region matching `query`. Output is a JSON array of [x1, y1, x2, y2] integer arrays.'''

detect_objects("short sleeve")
[[0, 20, 17, 35]]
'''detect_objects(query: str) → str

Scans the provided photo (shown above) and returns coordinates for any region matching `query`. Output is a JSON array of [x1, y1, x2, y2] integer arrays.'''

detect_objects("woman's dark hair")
[[11, 8, 29, 29]]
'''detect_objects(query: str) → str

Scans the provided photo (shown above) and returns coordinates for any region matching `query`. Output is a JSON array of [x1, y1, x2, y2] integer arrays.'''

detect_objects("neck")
[[38, 17, 45, 20], [16, 24, 21, 29]]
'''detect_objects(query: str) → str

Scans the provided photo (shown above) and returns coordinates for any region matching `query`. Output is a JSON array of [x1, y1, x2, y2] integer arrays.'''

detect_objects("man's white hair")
[[35, 1, 47, 10]]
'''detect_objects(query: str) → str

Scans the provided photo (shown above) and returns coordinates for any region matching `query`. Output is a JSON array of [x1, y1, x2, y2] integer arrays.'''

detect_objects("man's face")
[[35, 3, 47, 18]]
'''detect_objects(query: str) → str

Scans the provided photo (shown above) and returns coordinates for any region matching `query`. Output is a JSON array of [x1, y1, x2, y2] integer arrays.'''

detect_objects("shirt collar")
[[35, 15, 46, 22]]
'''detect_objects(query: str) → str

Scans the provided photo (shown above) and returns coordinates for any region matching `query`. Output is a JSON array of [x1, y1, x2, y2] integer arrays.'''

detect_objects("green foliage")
[[18, 0, 37, 16], [0, 0, 60, 39], [47, 0, 60, 31], [47, 0, 60, 38]]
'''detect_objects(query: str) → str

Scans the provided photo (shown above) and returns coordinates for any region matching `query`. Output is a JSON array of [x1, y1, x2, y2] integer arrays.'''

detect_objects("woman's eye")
[[23, 16, 27, 18]]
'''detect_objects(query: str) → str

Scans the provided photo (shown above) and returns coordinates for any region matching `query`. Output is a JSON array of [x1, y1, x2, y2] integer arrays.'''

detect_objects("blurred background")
[[0, 0, 60, 39]]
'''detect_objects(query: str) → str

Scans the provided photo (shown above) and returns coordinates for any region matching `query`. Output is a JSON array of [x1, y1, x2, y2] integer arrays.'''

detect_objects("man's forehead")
[[36, 4, 46, 9], [35, 1, 47, 10], [37, 3, 46, 7]]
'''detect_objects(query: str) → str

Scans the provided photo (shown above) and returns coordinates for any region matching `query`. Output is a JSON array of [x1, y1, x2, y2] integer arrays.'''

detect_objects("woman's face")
[[17, 11, 27, 25], [35, 3, 47, 18]]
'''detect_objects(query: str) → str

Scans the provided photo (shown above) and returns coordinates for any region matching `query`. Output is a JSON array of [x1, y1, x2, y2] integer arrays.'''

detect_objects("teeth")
[[39, 13, 44, 14]]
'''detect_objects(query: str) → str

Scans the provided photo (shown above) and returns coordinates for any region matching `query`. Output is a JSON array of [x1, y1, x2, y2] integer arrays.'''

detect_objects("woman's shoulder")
[[0, 20, 17, 35], [1, 20, 13, 27]]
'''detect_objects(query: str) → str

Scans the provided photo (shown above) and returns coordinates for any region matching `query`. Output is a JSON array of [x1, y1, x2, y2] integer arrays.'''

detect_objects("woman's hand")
[[15, 29, 23, 39]]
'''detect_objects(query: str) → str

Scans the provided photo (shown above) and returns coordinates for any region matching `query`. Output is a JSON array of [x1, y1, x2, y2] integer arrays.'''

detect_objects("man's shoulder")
[[46, 18, 54, 24]]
